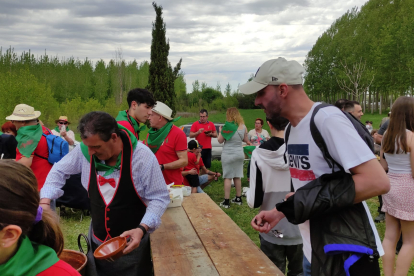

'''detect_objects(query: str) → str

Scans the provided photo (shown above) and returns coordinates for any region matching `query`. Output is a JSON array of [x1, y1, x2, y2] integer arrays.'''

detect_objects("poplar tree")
[[148, 2, 182, 116]]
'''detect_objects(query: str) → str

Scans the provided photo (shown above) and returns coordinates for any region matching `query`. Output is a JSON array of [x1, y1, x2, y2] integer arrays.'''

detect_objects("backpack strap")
[[283, 123, 291, 164], [310, 103, 344, 172]]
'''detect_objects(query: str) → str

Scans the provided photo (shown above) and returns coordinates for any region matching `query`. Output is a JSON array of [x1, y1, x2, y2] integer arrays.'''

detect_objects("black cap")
[[188, 140, 202, 150]]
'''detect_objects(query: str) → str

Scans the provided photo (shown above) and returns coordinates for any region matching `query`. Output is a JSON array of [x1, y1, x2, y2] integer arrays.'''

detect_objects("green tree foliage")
[[148, 2, 182, 116], [304, 0, 414, 113]]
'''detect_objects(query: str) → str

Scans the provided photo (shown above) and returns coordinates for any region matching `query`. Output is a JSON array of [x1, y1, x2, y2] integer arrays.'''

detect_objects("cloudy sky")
[[0, 0, 368, 92]]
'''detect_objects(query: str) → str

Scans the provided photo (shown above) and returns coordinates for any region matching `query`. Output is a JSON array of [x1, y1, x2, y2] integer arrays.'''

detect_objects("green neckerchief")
[[0, 131, 3, 135], [146, 117, 181, 154], [80, 124, 138, 177], [221, 121, 238, 140], [16, 124, 43, 158], [116, 110, 147, 134], [53, 126, 69, 133], [0, 235, 59, 276], [243, 146, 256, 159]]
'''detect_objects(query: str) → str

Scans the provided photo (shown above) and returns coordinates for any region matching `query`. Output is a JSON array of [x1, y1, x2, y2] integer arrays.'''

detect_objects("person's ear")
[[278, 84, 289, 98], [267, 121, 273, 130], [0, 225, 22, 248], [111, 133, 118, 141]]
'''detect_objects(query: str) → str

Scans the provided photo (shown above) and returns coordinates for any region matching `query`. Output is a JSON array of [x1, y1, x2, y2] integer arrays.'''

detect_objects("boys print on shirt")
[[288, 144, 316, 181]]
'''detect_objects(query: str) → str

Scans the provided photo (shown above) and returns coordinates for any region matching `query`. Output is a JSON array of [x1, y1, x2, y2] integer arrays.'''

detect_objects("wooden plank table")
[[151, 193, 283, 276]]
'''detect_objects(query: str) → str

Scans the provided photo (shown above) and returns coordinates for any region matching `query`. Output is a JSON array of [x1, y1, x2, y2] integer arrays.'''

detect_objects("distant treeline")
[[0, 47, 258, 129], [304, 0, 414, 113], [0, 47, 187, 128]]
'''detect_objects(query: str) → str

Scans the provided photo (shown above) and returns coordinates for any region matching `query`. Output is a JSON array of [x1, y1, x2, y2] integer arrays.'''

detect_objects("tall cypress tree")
[[148, 2, 182, 117]]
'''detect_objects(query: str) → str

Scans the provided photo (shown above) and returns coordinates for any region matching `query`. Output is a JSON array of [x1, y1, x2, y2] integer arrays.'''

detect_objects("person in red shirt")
[[190, 109, 217, 168], [6, 104, 53, 191], [0, 160, 80, 276], [116, 88, 156, 140], [145, 101, 188, 185], [182, 140, 221, 193]]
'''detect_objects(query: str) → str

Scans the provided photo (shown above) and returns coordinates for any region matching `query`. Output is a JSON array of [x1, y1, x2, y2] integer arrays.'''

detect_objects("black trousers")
[[259, 235, 303, 276], [201, 148, 212, 168], [377, 195, 384, 214]]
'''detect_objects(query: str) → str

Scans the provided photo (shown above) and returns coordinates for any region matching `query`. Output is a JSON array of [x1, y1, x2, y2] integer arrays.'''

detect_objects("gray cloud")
[[0, 0, 368, 92]]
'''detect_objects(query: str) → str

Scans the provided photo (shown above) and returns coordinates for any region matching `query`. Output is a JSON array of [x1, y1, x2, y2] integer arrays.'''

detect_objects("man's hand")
[[188, 168, 198, 175], [251, 207, 285, 233], [120, 226, 146, 254], [215, 172, 221, 177], [285, 192, 295, 200]]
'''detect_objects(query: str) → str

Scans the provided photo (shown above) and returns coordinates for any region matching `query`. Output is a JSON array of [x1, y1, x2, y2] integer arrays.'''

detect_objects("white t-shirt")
[[286, 102, 384, 262], [248, 129, 270, 146]]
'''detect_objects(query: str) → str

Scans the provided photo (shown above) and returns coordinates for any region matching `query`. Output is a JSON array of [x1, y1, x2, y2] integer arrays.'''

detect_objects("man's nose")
[[88, 148, 96, 156]]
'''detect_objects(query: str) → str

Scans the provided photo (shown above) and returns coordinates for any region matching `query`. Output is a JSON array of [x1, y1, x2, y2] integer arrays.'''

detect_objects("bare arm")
[[17, 156, 33, 167], [61, 132, 75, 145], [243, 126, 252, 145], [350, 159, 390, 203], [189, 129, 204, 138], [408, 132, 414, 178], [217, 126, 225, 144], [379, 147, 388, 172], [374, 133, 383, 145], [163, 150, 188, 170]]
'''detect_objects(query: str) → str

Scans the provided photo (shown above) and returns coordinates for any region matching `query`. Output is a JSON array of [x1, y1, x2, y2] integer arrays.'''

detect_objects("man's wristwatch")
[[137, 225, 147, 236], [161, 164, 165, 171]]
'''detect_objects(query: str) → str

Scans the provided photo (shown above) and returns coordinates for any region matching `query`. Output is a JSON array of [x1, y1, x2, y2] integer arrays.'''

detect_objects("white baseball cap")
[[239, 57, 305, 95]]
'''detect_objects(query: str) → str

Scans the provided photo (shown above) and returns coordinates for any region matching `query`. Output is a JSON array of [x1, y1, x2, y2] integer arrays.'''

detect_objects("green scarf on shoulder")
[[116, 110, 146, 134], [16, 124, 43, 158], [146, 117, 181, 154], [0, 235, 59, 276], [221, 121, 238, 140], [53, 126, 69, 133], [80, 124, 138, 176]]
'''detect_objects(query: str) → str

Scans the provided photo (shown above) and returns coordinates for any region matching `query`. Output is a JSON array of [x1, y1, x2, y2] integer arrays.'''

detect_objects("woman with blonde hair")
[[218, 107, 250, 208], [0, 160, 80, 275], [380, 96, 414, 276]]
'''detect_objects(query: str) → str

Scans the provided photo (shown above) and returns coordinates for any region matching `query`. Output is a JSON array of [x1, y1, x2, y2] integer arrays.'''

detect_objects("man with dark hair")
[[40, 111, 170, 275], [240, 57, 389, 275], [246, 115, 303, 275], [116, 88, 156, 140], [334, 99, 348, 111], [344, 100, 364, 121], [189, 109, 217, 168]]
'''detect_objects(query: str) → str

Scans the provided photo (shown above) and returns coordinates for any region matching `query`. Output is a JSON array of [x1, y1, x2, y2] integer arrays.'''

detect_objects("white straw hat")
[[152, 101, 173, 120], [6, 104, 41, 121]]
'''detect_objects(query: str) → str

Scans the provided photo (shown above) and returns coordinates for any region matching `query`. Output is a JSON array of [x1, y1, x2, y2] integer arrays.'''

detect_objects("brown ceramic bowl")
[[59, 249, 87, 275], [93, 236, 127, 262]]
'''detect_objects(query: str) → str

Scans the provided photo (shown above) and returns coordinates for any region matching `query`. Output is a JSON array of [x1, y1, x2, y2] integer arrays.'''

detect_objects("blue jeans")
[[196, 174, 209, 193], [303, 256, 311, 276]]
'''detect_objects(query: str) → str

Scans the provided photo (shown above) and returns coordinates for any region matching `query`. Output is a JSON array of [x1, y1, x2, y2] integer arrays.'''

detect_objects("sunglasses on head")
[[58, 122, 68, 125]]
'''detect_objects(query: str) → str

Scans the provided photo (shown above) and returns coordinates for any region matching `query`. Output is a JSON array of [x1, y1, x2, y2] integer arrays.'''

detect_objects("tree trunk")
[[379, 94, 382, 114]]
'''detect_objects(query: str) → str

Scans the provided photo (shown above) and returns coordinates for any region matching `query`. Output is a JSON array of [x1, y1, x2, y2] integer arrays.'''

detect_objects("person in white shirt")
[[51, 116, 75, 150], [248, 118, 270, 146], [240, 57, 389, 276]]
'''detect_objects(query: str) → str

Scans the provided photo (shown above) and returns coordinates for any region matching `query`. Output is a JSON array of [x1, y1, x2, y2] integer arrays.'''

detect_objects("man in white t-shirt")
[[240, 58, 390, 276]]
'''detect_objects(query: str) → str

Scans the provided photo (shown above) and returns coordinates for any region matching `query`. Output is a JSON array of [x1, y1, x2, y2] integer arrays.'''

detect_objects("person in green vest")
[[0, 160, 80, 276], [116, 88, 155, 140]]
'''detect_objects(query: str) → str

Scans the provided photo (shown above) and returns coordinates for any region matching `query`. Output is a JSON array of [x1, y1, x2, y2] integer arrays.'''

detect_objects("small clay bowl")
[[94, 236, 127, 262]]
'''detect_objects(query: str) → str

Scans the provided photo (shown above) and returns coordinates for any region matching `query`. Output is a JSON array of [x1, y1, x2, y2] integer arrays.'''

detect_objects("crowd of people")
[[1, 58, 413, 276]]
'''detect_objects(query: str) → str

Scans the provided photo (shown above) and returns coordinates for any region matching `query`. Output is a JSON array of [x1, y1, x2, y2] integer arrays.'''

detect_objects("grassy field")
[[62, 109, 412, 275]]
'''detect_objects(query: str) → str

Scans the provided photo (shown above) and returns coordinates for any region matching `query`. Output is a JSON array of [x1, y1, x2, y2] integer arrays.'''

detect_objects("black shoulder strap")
[[310, 103, 344, 172], [283, 123, 291, 164]]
